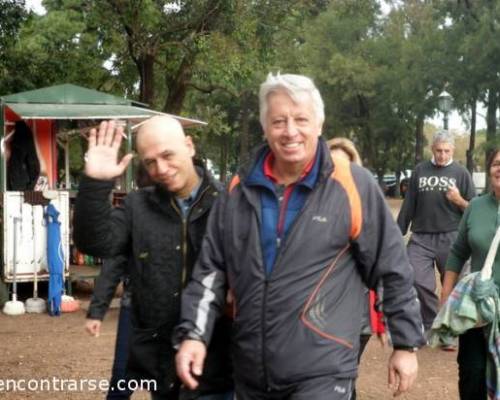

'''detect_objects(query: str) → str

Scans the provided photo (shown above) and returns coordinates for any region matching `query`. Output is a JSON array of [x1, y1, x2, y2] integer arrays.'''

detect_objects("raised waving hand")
[[84, 120, 133, 180]]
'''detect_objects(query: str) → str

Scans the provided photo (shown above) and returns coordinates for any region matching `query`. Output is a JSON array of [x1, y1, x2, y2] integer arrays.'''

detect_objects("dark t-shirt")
[[397, 160, 475, 234]]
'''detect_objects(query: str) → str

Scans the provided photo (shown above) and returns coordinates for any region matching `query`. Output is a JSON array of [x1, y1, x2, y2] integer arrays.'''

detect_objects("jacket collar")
[[147, 161, 220, 216], [431, 157, 454, 167], [240, 137, 334, 188]]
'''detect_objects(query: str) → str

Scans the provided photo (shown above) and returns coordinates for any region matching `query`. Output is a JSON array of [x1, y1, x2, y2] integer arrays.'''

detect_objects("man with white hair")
[[73, 116, 233, 400], [397, 130, 475, 341], [174, 73, 424, 399]]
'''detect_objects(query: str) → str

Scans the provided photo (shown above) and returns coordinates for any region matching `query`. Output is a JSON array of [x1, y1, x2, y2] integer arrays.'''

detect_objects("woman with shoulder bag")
[[440, 147, 500, 400]]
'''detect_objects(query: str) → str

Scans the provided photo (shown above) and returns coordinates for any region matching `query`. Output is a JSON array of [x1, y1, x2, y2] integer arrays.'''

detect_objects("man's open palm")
[[84, 120, 133, 180]]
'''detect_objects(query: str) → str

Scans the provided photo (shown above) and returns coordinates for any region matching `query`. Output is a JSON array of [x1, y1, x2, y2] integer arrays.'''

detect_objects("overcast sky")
[[25, 0, 45, 14]]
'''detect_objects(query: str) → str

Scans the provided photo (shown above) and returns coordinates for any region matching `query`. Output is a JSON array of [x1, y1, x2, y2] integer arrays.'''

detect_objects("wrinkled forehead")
[[267, 88, 313, 108], [432, 140, 454, 150]]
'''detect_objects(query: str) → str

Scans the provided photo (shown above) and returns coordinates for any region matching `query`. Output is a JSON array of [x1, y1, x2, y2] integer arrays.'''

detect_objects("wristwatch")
[[393, 345, 419, 353]]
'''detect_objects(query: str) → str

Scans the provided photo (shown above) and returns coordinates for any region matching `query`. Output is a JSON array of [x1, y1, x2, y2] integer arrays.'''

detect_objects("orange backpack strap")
[[331, 157, 362, 240], [228, 175, 241, 193]]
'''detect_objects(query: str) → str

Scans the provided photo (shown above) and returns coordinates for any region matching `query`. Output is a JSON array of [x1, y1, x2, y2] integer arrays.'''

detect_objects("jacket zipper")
[[243, 186, 272, 390], [170, 199, 187, 286], [276, 185, 293, 249], [181, 216, 188, 285], [261, 184, 297, 390], [271, 183, 318, 273], [262, 279, 271, 391], [260, 183, 316, 390], [245, 182, 311, 390], [171, 186, 211, 287]]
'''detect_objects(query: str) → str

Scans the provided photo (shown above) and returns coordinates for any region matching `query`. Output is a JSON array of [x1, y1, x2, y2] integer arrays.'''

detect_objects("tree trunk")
[[485, 89, 498, 191], [163, 55, 194, 114], [466, 97, 477, 174], [219, 134, 229, 183], [239, 94, 250, 166], [139, 54, 155, 106], [486, 89, 498, 162], [394, 169, 401, 198], [414, 114, 425, 164]]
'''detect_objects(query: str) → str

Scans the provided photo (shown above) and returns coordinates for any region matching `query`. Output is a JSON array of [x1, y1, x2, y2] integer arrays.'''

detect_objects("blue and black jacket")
[[175, 138, 424, 390]]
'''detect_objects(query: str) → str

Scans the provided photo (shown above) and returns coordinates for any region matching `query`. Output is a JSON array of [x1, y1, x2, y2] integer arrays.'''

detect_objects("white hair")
[[259, 72, 325, 129], [432, 129, 455, 146]]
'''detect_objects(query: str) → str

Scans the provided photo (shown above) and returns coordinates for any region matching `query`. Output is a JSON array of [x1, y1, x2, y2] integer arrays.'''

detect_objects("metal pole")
[[0, 101, 5, 192], [443, 112, 449, 130], [65, 137, 70, 190], [125, 121, 133, 192]]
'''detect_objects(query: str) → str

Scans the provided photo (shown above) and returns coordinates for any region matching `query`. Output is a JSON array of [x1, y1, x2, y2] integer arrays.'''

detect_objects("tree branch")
[[186, 81, 240, 98]]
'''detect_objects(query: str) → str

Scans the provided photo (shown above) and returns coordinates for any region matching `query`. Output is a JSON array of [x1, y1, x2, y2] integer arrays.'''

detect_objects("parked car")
[[375, 170, 412, 198], [380, 174, 397, 197], [399, 176, 410, 198]]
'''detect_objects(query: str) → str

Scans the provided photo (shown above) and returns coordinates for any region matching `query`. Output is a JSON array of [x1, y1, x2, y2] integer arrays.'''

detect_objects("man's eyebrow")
[[143, 150, 174, 162]]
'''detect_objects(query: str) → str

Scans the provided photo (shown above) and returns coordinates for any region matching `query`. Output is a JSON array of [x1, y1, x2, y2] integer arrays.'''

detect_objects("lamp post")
[[438, 90, 453, 130]]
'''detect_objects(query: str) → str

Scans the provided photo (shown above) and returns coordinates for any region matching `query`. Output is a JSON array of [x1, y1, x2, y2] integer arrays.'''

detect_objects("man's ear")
[[186, 136, 196, 157]]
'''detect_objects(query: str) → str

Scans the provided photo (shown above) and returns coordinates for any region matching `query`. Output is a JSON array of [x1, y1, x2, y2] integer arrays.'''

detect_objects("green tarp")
[[7, 103, 163, 120], [2, 84, 134, 105], [1, 83, 205, 127]]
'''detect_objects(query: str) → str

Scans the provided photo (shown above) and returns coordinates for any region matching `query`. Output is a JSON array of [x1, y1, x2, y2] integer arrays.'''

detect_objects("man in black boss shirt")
[[397, 130, 475, 337]]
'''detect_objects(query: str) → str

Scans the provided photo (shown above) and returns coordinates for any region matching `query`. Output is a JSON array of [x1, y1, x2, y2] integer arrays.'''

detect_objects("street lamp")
[[438, 90, 453, 130]]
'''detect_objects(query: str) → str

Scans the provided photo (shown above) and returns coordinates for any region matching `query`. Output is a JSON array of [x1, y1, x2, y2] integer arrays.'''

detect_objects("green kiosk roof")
[[1, 84, 205, 127]]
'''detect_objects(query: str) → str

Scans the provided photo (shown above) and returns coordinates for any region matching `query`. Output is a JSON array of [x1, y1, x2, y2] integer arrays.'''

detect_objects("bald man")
[[73, 118, 233, 400]]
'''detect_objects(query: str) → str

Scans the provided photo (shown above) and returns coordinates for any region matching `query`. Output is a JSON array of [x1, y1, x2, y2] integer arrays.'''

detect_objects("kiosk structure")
[[0, 84, 205, 287]]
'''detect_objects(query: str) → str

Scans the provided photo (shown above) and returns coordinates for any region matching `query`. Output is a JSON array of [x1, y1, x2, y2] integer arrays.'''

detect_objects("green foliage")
[[0, 0, 27, 55], [3, 0, 500, 179], [300, 0, 418, 173], [1, 2, 114, 94], [0, 0, 28, 93], [182, 0, 320, 175]]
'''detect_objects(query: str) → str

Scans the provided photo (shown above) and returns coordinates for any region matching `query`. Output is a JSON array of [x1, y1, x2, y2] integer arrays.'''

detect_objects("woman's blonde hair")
[[327, 137, 362, 166]]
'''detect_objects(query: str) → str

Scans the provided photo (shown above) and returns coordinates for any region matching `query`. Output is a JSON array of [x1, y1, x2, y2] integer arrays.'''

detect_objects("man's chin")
[[276, 154, 307, 165], [159, 181, 177, 192]]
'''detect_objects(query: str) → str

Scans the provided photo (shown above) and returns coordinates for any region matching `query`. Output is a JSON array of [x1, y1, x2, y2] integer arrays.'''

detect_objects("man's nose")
[[285, 118, 299, 136], [156, 159, 170, 174]]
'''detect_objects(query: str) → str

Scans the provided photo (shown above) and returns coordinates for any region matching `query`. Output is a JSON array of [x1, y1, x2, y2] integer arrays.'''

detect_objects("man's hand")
[[85, 319, 102, 337], [388, 350, 418, 397], [446, 186, 468, 210], [84, 120, 134, 180], [175, 339, 207, 390]]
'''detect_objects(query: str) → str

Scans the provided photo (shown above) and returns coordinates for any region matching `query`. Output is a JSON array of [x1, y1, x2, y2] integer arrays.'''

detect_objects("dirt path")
[[0, 199, 460, 399], [0, 308, 459, 400], [0, 309, 150, 399], [358, 339, 458, 399]]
